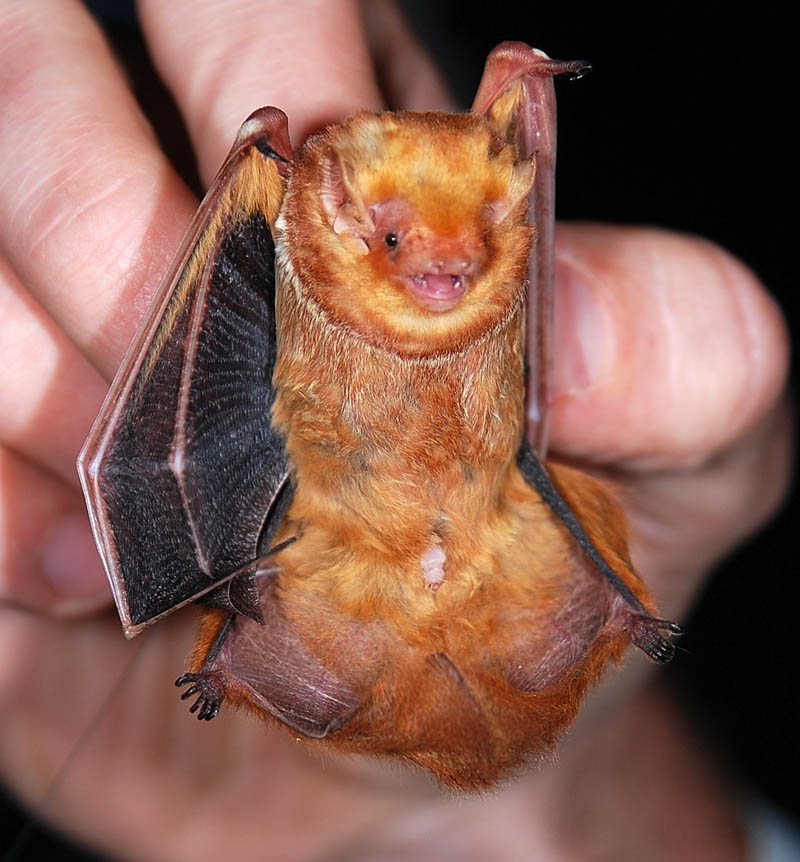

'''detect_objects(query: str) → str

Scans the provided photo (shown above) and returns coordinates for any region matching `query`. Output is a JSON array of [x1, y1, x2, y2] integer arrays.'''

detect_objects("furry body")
[[188, 109, 657, 788], [77, 43, 674, 790]]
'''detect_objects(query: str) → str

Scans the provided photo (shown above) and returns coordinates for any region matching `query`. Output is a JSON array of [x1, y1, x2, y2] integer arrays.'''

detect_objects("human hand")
[[0, 2, 789, 859]]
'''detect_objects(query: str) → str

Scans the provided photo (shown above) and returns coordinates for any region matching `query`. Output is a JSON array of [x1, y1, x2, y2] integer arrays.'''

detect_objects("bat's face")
[[281, 112, 535, 357]]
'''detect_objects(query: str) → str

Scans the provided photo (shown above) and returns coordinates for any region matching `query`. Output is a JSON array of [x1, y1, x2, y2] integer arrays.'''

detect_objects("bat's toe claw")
[[626, 614, 683, 664], [175, 671, 226, 720], [178, 682, 200, 699]]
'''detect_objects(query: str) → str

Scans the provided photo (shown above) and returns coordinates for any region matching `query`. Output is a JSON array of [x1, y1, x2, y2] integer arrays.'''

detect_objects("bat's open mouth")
[[408, 274, 467, 312]]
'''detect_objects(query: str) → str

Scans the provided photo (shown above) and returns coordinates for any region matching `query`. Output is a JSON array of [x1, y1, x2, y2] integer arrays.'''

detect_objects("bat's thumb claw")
[[558, 60, 592, 80]]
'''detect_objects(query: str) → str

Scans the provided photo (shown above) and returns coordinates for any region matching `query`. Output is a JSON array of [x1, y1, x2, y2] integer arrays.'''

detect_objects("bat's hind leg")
[[516, 440, 684, 661], [175, 614, 235, 720], [626, 615, 685, 664], [175, 670, 226, 720]]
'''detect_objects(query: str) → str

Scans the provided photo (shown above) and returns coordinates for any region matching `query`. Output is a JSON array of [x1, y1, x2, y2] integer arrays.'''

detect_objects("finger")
[[551, 224, 791, 603], [0, 606, 400, 861], [0, 1, 196, 380], [138, 0, 384, 180], [0, 445, 108, 614], [0, 254, 107, 485], [362, 0, 457, 112], [626, 401, 792, 613], [551, 225, 788, 469]]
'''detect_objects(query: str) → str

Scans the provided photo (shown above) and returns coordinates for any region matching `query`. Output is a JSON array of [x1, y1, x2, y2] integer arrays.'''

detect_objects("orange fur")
[[280, 112, 532, 357], [190, 109, 662, 790]]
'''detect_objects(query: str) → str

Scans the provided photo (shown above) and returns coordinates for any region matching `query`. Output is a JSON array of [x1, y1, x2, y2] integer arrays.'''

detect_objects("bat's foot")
[[626, 615, 684, 664], [175, 670, 226, 720]]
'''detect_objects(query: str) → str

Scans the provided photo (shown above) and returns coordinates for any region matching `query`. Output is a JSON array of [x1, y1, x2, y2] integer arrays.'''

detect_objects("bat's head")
[[282, 111, 535, 357]]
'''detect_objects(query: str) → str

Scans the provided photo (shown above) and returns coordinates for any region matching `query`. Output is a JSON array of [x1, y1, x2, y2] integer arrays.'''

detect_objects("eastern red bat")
[[77, 42, 681, 790]]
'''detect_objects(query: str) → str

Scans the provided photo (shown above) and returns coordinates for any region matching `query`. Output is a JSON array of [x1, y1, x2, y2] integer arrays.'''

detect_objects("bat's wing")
[[517, 440, 683, 662], [473, 42, 589, 455], [475, 45, 681, 662], [77, 108, 293, 637]]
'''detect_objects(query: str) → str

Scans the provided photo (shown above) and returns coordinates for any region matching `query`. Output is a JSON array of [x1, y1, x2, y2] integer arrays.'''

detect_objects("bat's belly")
[[268, 463, 622, 684], [212, 462, 631, 787], [216, 351, 651, 787]]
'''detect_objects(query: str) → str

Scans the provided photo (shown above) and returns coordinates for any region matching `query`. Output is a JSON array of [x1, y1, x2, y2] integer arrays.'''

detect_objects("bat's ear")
[[471, 43, 578, 226], [486, 156, 536, 225], [319, 148, 375, 252]]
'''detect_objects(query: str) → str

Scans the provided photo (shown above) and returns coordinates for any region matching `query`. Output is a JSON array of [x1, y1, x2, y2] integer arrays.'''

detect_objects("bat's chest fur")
[[271, 288, 532, 624]]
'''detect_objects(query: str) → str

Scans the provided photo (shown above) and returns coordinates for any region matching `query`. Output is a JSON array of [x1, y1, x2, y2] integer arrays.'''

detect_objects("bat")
[[77, 42, 681, 791]]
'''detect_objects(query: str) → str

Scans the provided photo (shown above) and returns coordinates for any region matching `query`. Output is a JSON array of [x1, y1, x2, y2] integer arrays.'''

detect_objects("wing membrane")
[[78, 108, 292, 636]]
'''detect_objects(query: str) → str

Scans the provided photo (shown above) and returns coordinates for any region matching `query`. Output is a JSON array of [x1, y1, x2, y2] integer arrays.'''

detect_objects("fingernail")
[[41, 512, 108, 600], [553, 256, 612, 394]]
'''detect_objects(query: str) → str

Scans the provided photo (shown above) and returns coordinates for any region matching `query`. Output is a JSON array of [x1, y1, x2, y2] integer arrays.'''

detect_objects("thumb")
[[550, 224, 788, 471], [549, 223, 790, 611]]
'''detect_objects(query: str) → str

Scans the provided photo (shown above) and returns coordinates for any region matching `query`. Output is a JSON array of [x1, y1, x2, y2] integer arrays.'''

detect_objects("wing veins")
[[168, 233, 226, 578]]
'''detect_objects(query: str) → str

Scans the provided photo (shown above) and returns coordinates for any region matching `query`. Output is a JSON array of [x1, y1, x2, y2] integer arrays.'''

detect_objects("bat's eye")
[[384, 232, 399, 249]]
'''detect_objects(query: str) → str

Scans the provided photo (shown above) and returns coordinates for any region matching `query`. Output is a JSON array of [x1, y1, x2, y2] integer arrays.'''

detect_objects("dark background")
[[2, 4, 796, 859]]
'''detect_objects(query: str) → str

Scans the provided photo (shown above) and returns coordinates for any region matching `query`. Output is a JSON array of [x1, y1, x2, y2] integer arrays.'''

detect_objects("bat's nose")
[[398, 229, 487, 281], [428, 256, 479, 276]]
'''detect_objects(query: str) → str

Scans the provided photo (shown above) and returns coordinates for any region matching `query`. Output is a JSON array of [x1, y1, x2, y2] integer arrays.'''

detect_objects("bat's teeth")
[[408, 273, 467, 311]]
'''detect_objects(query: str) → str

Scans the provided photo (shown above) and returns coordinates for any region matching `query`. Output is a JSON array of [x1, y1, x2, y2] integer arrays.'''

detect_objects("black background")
[[2, 4, 796, 859]]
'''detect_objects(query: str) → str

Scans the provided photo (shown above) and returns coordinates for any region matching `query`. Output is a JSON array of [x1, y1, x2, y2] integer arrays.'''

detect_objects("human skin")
[[0, 2, 791, 860]]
